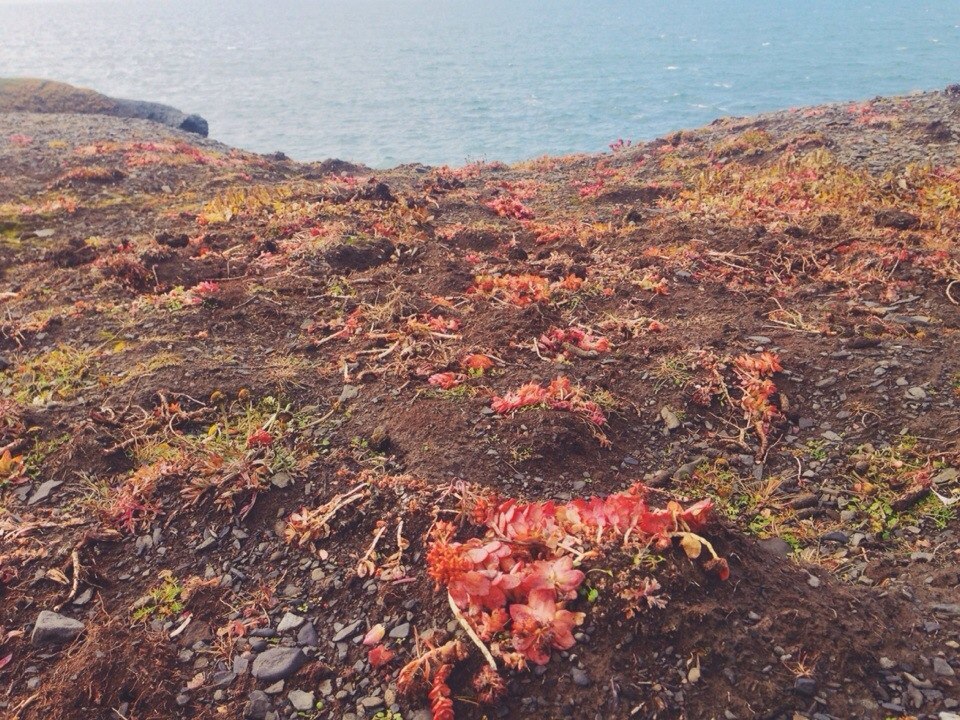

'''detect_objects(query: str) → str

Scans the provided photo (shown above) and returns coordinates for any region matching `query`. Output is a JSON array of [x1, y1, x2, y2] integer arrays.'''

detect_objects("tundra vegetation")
[[0, 88, 958, 719]]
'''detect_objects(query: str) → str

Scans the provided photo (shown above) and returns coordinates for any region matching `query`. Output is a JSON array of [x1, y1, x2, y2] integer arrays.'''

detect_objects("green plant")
[[372, 711, 403, 720], [805, 440, 827, 461], [132, 573, 184, 622]]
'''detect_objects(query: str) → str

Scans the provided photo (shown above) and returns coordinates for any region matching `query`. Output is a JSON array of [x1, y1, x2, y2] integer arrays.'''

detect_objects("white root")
[[447, 591, 497, 670]]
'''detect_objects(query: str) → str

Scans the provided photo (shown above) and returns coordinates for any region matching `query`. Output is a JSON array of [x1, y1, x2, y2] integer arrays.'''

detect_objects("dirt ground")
[[1, 85, 959, 720]]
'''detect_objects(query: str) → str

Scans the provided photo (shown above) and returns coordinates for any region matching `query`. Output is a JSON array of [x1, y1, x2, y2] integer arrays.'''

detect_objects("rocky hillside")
[[0, 78, 209, 136], [0, 85, 959, 720]]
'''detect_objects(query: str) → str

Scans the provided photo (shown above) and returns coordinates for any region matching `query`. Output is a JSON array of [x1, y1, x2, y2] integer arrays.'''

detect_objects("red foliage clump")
[[429, 372, 465, 390], [537, 327, 611, 356], [490, 376, 606, 426], [427, 484, 722, 669], [485, 196, 533, 220]]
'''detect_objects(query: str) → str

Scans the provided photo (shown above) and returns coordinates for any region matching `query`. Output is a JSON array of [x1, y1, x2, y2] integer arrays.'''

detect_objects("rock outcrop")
[[0, 78, 208, 136]]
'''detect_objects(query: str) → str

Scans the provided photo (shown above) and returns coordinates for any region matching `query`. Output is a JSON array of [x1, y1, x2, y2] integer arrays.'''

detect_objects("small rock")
[[243, 690, 270, 720], [297, 622, 318, 647], [794, 676, 818, 696], [288, 689, 315, 711], [27, 480, 62, 505], [758, 538, 792, 557], [879, 657, 896, 670], [570, 668, 591, 686], [276, 613, 304, 633], [339, 385, 359, 402], [72, 587, 95, 606], [660, 407, 681, 431], [332, 620, 361, 643], [932, 469, 959, 486], [821, 531, 849, 544], [906, 387, 927, 401], [251, 647, 306, 683], [270, 472, 292, 489], [211, 670, 237, 687], [934, 657, 956, 677], [31, 611, 85, 645], [389, 622, 411, 639]]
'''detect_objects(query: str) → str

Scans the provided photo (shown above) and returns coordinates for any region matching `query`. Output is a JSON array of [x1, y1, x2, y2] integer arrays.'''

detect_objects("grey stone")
[[934, 657, 956, 677], [72, 588, 94, 605], [822, 531, 849, 544], [31, 610, 85, 645], [570, 668, 591, 686], [794, 677, 818, 696], [211, 670, 236, 687], [339, 385, 359, 402], [389, 622, 410, 639], [906, 386, 927, 401], [660, 407, 680, 431], [270, 472, 292, 489], [297, 622, 318, 647], [288, 689, 314, 711], [933, 469, 959, 485], [27, 480, 62, 505], [243, 690, 271, 720], [276, 612, 304, 633], [332, 620, 361, 643], [251, 647, 306, 683], [758, 537, 792, 557]]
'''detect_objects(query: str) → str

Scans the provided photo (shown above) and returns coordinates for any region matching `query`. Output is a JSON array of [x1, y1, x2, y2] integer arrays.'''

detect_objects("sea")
[[1, 0, 958, 168]]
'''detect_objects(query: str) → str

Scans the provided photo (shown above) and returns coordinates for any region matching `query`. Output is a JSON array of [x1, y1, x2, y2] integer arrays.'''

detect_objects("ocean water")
[[1, 0, 958, 167]]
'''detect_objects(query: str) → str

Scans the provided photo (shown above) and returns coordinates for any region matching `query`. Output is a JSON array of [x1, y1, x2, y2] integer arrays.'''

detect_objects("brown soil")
[[1, 85, 959, 720]]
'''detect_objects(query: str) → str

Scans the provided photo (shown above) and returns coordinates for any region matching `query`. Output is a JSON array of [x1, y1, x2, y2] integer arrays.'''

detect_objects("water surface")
[[1, 0, 958, 166]]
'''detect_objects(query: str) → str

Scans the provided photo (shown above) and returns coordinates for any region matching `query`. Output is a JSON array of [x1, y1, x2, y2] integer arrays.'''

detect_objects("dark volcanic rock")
[[112, 97, 209, 137]]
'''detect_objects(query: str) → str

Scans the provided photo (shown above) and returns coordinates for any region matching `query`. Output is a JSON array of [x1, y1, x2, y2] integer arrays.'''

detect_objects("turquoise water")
[[1, 0, 958, 167]]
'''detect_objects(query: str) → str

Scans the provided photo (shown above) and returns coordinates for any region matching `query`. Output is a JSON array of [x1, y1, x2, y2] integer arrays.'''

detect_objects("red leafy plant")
[[485, 196, 533, 220], [537, 327, 611, 359], [693, 350, 784, 457], [427, 483, 725, 674], [470, 272, 583, 306], [429, 372, 466, 390], [491, 376, 606, 426]]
